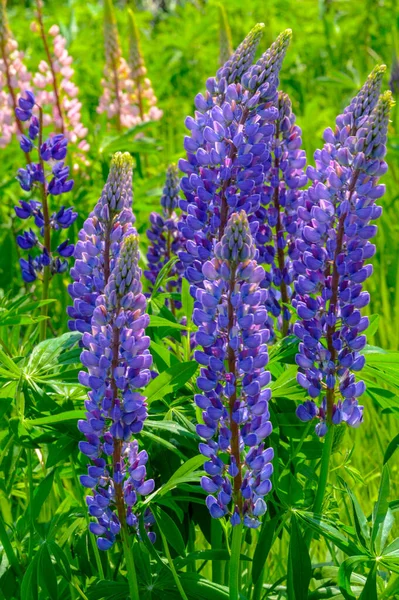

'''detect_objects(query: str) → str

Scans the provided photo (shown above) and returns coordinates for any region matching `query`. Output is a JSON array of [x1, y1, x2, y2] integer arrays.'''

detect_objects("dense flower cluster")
[[255, 91, 307, 334], [31, 1, 89, 169], [14, 90, 76, 282], [68, 153, 135, 334], [178, 27, 292, 298], [0, 0, 31, 147], [98, 0, 161, 129], [70, 154, 155, 550], [293, 80, 392, 436], [127, 9, 162, 124], [195, 212, 273, 528], [144, 165, 185, 311]]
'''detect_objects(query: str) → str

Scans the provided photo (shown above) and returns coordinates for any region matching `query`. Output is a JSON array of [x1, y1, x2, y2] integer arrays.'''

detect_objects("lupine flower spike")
[[14, 91, 76, 287], [179, 28, 292, 303], [97, 0, 138, 130], [195, 212, 273, 528], [68, 152, 135, 334], [293, 79, 392, 436], [218, 5, 233, 66], [127, 10, 162, 124], [31, 0, 90, 169], [70, 153, 155, 550], [255, 91, 307, 335], [0, 0, 31, 148], [144, 165, 185, 313]]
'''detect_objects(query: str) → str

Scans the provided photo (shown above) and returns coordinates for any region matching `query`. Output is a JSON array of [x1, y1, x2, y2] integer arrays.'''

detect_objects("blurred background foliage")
[[1, 0, 399, 597]]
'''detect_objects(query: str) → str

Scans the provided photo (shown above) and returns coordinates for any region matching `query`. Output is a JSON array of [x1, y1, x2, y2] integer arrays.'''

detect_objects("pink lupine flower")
[[31, 0, 90, 169], [0, 0, 32, 148]]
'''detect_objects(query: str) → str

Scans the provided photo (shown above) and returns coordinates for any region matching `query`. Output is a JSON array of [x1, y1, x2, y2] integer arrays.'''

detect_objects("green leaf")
[[372, 465, 392, 554], [181, 278, 194, 324], [179, 573, 230, 600], [384, 433, 399, 464], [296, 511, 364, 556], [146, 361, 198, 405], [287, 514, 312, 600], [176, 550, 251, 569], [150, 340, 179, 371], [166, 454, 204, 485], [338, 555, 372, 600], [153, 505, 186, 556], [48, 541, 71, 581], [149, 315, 188, 330], [337, 477, 370, 548], [358, 565, 378, 600], [20, 552, 39, 600], [38, 544, 58, 600], [26, 410, 85, 426], [31, 469, 56, 522], [150, 257, 179, 300], [252, 515, 278, 583], [0, 518, 22, 577]]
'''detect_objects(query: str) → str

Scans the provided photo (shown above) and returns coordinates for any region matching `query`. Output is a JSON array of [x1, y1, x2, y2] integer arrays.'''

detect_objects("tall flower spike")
[[68, 152, 135, 334], [78, 233, 155, 550], [179, 29, 292, 299], [254, 91, 307, 336], [218, 5, 233, 66], [211, 22, 265, 89], [195, 211, 273, 528], [31, 1, 90, 169], [0, 0, 32, 148], [97, 0, 136, 130], [144, 165, 185, 313], [127, 9, 162, 124], [293, 90, 393, 436], [14, 90, 76, 287]]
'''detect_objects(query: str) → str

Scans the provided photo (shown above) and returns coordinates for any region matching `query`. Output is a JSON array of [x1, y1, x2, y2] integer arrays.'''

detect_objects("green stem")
[[121, 526, 140, 600], [229, 524, 243, 600], [160, 529, 189, 600], [305, 425, 334, 547], [70, 457, 105, 579], [27, 449, 34, 561], [211, 520, 223, 584], [39, 267, 50, 341]]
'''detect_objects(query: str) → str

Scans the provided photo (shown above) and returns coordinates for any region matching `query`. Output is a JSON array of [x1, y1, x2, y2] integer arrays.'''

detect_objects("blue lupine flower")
[[14, 90, 76, 283], [254, 91, 307, 335], [77, 232, 155, 550], [178, 29, 292, 294], [144, 165, 186, 311], [293, 88, 392, 436], [68, 152, 135, 334], [195, 211, 273, 528]]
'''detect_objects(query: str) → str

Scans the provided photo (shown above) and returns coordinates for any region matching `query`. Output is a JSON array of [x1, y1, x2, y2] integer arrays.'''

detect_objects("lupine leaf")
[[153, 505, 186, 556], [145, 361, 198, 405], [287, 514, 311, 600]]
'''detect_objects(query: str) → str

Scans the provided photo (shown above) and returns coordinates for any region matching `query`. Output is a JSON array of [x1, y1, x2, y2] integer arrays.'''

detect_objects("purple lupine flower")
[[14, 90, 76, 283], [178, 29, 292, 294], [254, 91, 307, 336], [68, 152, 135, 334], [293, 90, 393, 436], [195, 211, 273, 528], [77, 232, 155, 550], [144, 165, 186, 313]]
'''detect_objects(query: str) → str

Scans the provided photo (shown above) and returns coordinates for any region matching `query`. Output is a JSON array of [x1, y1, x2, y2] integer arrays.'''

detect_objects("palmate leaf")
[[296, 511, 366, 556], [337, 555, 375, 600], [145, 361, 198, 405]]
